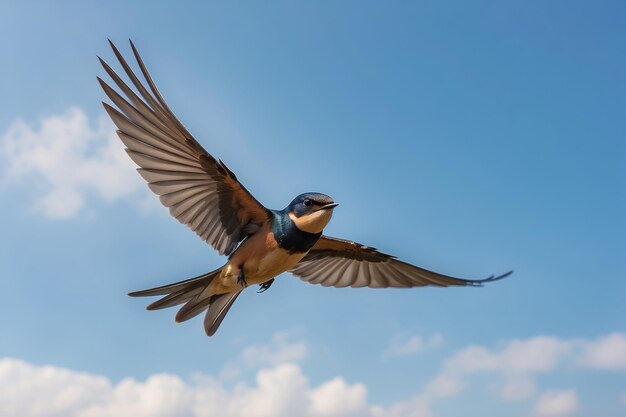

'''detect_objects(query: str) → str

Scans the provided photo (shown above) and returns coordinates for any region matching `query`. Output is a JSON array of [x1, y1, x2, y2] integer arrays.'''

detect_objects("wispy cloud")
[[424, 373, 464, 399], [382, 333, 444, 359], [425, 333, 626, 403], [495, 374, 537, 401], [577, 332, 626, 370], [370, 395, 433, 417], [0, 107, 148, 219], [532, 390, 580, 416], [240, 331, 309, 367], [220, 331, 309, 380]]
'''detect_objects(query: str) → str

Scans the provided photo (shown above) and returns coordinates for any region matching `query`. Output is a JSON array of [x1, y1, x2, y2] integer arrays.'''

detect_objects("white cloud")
[[441, 345, 498, 374], [3, 331, 625, 417], [443, 336, 573, 375], [533, 390, 580, 416], [79, 373, 195, 417], [309, 377, 368, 417], [498, 337, 573, 373], [426, 333, 626, 403], [0, 107, 147, 219], [424, 336, 571, 402], [0, 330, 437, 417], [0, 357, 429, 417], [383, 333, 444, 358], [225, 363, 310, 417], [0, 358, 111, 417], [577, 333, 626, 370]]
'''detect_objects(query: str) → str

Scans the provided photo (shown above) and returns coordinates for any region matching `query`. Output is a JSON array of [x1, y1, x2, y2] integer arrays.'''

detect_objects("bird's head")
[[287, 193, 338, 234]]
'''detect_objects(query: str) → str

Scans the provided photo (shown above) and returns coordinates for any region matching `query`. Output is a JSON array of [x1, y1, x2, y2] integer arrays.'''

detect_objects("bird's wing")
[[98, 40, 271, 255], [290, 236, 512, 288]]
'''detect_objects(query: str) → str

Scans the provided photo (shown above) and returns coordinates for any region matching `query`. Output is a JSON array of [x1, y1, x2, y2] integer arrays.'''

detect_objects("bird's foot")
[[257, 279, 275, 293], [237, 269, 247, 288]]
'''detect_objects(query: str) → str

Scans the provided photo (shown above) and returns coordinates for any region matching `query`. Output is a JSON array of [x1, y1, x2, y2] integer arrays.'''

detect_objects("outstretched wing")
[[98, 40, 271, 255], [290, 236, 512, 288]]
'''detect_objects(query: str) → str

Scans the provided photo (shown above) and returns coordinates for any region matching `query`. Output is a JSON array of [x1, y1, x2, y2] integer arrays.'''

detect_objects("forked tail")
[[129, 268, 241, 336]]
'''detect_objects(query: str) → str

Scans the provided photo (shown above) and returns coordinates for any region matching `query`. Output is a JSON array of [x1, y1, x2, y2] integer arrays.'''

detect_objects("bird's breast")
[[254, 247, 308, 280], [223, 222, 309, 288]]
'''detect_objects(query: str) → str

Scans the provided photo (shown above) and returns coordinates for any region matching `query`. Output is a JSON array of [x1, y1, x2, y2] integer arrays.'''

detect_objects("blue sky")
[[0, 1, 624, 416]]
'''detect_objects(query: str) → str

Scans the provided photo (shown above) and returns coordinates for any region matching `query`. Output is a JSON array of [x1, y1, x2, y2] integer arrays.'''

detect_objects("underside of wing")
[[290, 236, 513, 288], [98, 40, 271, 255]]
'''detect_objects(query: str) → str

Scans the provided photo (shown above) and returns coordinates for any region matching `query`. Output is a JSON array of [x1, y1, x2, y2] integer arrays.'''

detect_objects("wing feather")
[[98, 56, 171, 133], [103, 103, 194, 157], [99, 40, 271, 255], [118, 133, 199, 167], [291, 236, 513, 289], [137, 168, 211, 183]]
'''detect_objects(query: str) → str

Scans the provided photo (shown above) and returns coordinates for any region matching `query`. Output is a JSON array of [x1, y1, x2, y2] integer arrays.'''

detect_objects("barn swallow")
[[98, 40, 512, 336]]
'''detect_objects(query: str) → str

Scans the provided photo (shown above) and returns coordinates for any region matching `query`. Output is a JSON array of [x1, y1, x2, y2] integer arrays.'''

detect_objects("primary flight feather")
[[98, 39, 512, 336]]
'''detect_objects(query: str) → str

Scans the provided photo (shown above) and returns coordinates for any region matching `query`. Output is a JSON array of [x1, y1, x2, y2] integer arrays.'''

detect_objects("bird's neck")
[[272, 210, 322, 253]]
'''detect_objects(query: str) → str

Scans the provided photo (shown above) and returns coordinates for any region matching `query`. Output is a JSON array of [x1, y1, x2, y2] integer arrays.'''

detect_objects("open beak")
[[320, 202, 339, 210]]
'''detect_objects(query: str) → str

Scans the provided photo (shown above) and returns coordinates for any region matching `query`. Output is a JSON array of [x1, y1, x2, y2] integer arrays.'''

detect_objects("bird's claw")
[[237, 270, 247, 288], [257, 279, 275, 293]]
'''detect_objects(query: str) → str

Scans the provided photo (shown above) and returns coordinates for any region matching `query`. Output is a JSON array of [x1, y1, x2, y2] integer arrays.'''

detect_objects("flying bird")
[[98, 40, 512, 336]]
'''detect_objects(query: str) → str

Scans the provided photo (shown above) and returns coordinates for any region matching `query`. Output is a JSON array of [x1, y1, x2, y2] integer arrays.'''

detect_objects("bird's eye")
[[304, 199, 312, 207]]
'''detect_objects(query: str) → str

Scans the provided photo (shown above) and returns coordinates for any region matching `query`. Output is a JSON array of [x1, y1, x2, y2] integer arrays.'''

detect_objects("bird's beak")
[[320, 202, 339, 210]]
